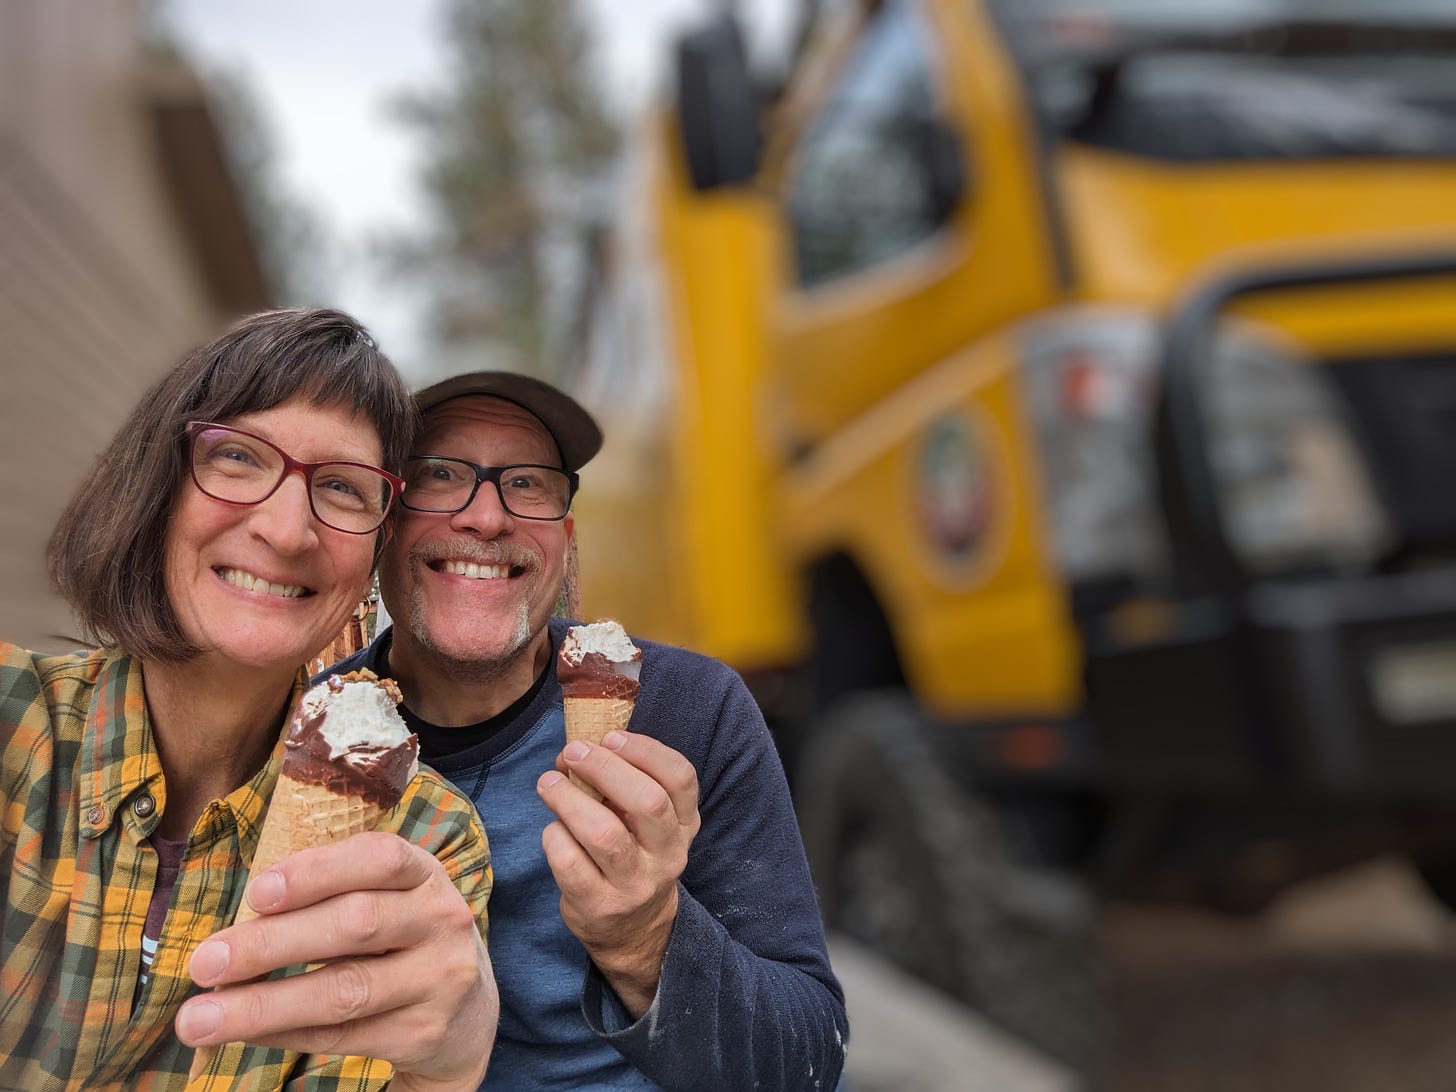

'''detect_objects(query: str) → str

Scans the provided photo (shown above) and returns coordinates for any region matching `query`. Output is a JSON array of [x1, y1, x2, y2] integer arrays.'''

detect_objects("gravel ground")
[[1094, 857, 1456, 1092], [836, 856, 1456, 1091]]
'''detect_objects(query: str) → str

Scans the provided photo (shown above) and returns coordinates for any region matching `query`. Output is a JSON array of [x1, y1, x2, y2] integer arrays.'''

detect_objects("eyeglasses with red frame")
[[186, 420, 405, 534]]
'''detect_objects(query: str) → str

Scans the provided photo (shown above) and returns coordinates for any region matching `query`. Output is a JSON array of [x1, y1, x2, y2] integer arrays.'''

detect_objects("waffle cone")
[[189, 775, 384, 1080], [234, 773, 386, 923], [563, 696, 635, 801]]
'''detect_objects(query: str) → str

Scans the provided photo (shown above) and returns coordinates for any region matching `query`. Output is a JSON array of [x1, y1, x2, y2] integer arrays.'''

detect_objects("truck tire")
[[796, 691, 1104, 1070]]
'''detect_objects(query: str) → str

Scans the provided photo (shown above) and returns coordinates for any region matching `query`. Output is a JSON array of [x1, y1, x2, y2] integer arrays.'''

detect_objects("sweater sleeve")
[[580, 658, 849, 1091]]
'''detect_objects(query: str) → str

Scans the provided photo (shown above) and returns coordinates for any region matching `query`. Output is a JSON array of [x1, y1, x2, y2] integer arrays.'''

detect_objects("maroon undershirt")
[[134, 835, 187, 1008]]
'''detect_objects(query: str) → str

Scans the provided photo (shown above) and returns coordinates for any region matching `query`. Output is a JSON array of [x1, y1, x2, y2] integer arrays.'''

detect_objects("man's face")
[[379, 395, 573, 680]]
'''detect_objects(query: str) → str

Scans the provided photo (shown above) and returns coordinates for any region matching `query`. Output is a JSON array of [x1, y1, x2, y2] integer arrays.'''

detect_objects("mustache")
[[409, 537, 542, 573]]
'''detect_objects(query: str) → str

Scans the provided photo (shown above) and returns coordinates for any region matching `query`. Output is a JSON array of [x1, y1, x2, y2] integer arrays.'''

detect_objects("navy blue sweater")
[[324, 618, 847, 1090]]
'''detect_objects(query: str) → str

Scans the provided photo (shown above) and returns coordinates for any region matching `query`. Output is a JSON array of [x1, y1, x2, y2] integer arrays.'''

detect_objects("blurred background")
[[8, 1, 1456, 1088]]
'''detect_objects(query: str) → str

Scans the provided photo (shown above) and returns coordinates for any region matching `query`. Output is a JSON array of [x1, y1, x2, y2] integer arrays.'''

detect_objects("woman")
[[0, 309, 497, 1090]]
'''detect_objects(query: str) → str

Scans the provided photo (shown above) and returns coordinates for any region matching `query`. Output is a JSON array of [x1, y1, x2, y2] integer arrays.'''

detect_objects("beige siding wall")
[[1, 0, 245, 651]]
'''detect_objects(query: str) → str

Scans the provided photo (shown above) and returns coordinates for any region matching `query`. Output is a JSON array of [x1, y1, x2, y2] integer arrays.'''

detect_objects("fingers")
[[601, 731, 699, 823], [240, 831, 436, 918], [177, 942, 496, 1083], [540, 816, 603, 892], [538, 775, 641, 879], [179, 946, 426, 1047], [177, 844, 496, 1087], [551, 732, 700, 851], [538, 810, 677, 942], [191, 836, 471, 988]]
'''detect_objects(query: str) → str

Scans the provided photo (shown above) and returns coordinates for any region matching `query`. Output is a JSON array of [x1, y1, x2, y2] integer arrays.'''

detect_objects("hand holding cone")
[[189, 669, 418, 1082]]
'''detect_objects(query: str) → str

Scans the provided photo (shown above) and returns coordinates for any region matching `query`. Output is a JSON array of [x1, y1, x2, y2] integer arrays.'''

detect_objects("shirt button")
[[86, 805, 105, 825], [133, 793, 156, 818]]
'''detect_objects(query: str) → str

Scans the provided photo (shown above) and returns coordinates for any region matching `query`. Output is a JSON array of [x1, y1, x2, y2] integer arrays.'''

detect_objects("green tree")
[[398, 0, 620, 378]]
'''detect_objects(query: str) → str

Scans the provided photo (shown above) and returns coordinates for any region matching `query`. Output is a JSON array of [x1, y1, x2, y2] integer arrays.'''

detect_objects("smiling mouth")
[[216, 567, 313, 599], [431, 559, 522, 580]]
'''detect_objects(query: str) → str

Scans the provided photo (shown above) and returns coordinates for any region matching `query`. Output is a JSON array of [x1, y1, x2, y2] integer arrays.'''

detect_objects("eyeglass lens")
[[403, 457, 572, 519], [190, 425, 394, 533]]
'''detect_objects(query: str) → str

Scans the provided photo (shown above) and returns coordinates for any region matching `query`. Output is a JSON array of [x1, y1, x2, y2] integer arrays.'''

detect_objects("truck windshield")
[[989, 0, 1456, 159]]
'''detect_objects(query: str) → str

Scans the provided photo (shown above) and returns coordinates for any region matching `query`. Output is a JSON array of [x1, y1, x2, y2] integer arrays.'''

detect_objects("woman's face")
[[164, 399, 384, 674]]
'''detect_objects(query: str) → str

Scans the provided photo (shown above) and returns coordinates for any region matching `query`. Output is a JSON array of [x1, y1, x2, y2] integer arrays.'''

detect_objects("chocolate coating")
[[558, 649, 642, 701], [283, 671, 419, 807]]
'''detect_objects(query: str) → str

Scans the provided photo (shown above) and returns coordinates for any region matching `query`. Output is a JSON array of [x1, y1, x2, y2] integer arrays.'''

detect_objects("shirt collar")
[[77, 652, 307, 842]]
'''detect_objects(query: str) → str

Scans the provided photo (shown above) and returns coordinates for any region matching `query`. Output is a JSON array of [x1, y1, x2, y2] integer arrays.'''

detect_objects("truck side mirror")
[[675, 15, 762, 191]]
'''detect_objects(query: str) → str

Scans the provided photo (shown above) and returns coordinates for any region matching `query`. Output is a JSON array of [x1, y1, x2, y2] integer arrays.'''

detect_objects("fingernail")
[[563, 740, 589, 761], [177, 997, 223, 1040], [246, 869, 285, 911], [538, 770, 565, 792], [602, 731, 626, 751], [190, 939, 230, 984]]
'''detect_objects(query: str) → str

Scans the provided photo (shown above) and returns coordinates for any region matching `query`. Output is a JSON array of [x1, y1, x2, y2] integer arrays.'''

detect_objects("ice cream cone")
[[558, 621, 643, 803], [563, 695, 636, 801]]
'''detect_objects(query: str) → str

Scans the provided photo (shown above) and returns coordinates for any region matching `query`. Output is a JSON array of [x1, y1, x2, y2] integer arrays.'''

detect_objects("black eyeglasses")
[[186, 421, 405, 535], [400, 456, 578, 521]]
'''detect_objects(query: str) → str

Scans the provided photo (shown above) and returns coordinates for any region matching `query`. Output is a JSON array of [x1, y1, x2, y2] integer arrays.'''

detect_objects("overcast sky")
[[160, 0, 792, 381]]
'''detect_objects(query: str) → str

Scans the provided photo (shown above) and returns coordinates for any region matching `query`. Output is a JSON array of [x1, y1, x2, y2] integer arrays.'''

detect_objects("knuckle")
[[436, 947, 482, 1001], [230, 983, 273, 1035], [332, 890, 388, 947], [232, 921, 284, 975], [323, 960, 375, 1020], [668, 754, 698, 793], [583, 816, 621, 853], [433, 883, 474, 924], [429, 895, 479, 948], [668, 848, 690, 877], [636, 781, 673, 822], [600, 833, 637, 871], [304, 1018, 354, 1057], [381, 830, 425, 876], [541, 820, 567, 854], [560, 851, 595, 888], [409, 1022, 450, 1062]]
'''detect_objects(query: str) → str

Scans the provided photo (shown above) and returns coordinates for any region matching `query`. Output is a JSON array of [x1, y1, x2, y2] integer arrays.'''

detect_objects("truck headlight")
[[1203, 323, 1391, 573], [1020, 308, 1391, 585], [1020, 309, 1166, 584]]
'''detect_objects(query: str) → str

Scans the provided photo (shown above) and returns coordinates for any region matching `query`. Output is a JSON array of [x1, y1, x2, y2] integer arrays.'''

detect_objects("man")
[[325, 372, 848, 1089]]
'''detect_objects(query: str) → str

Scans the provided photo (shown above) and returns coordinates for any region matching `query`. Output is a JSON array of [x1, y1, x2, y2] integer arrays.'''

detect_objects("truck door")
[[765, 0, 1061, 446], [757, 0, 1083, 716]]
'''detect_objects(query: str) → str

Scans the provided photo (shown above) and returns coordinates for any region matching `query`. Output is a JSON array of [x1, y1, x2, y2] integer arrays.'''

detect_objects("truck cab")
[[570, 0, 1456, 1068]]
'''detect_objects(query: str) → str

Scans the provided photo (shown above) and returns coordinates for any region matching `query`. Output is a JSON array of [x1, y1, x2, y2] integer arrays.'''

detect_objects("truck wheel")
[[796, 691, 1104, 1070]]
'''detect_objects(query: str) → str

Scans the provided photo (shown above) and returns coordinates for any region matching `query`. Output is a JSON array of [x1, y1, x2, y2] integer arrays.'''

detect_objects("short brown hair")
[[48, 307, 419, 661]]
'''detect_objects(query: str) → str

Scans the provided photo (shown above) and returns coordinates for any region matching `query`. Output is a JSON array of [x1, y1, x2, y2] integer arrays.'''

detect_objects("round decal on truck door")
[[916, 412, 994, 567]]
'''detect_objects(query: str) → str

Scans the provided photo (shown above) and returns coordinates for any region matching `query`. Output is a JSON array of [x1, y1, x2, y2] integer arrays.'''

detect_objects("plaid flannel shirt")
[[0, 642, 493, 1091]]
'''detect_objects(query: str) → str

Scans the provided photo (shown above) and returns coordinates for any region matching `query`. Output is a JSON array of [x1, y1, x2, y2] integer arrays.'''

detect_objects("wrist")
[[590, 889, 679, 1019]]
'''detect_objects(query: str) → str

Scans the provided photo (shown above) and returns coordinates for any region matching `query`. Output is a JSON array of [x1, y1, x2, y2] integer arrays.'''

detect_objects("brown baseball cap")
[[413, 371, 604, 473]]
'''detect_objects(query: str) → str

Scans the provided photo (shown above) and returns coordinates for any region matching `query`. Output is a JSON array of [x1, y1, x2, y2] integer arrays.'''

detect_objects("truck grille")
[[1328, 352, 1456, 548]]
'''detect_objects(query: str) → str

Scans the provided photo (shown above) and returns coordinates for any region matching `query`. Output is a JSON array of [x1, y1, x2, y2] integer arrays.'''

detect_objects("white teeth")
[[440, 560, 508, 580], [219, 568, 306, 598]]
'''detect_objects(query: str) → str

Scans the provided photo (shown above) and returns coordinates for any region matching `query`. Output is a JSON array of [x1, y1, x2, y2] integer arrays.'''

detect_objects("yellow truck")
[[570, 0, 1456, 1066]]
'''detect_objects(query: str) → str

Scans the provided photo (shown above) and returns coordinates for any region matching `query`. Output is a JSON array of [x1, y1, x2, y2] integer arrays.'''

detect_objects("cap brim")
[[413, 371, 603, 473]]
